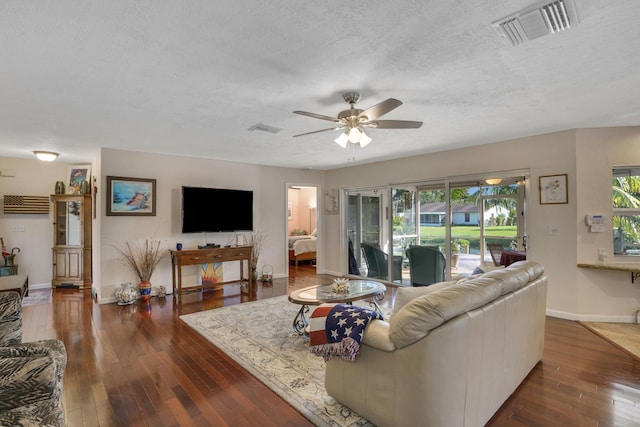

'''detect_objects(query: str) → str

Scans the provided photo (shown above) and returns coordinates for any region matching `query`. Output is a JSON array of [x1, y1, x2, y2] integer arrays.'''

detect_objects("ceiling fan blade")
[[358, 98, 402, 121], [293, 126, 344, 137], [293, 111, 340, 122], [366, 120, 423, 129]]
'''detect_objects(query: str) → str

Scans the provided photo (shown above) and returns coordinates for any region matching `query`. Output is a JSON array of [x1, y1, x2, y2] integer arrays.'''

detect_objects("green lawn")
[[420, 225, 517, 238], [418, 226, 517, 254]]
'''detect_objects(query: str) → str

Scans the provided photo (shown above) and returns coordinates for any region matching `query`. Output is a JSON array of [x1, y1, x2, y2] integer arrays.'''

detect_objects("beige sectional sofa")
[[325, 261, 547, 427]]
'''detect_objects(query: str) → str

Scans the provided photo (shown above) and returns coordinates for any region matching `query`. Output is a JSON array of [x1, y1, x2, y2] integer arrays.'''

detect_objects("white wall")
[[324, 128, 640, 322], [574, 127, 640, 321], [0, 157, 81, 287], [5, 127, 640, 320], [98, 148, 324, 303]]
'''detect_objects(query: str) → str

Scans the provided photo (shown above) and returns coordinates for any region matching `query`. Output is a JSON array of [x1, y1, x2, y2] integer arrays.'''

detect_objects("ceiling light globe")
[[348, 127, 362, 143], [33, 151, 59, 161], [359, 132, 372, 147], [334, 133, 348, 148], [485, 178, 502, 185]]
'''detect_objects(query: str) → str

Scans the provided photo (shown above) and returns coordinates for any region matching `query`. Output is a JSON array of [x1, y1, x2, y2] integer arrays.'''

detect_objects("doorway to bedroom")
[[287, 186, 318, 271]]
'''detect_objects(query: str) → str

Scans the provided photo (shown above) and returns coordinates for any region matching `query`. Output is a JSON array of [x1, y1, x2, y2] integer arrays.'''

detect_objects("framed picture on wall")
[[325, 188, 339, 214], [287, 202, 293, 220], [67, 165, 91, 194], [539, 174, 568, 205], [106, 176, 156, 216]]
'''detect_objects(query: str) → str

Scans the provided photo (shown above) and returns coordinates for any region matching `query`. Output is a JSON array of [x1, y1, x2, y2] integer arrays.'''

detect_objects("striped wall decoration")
[[3, 195, 50, 214]]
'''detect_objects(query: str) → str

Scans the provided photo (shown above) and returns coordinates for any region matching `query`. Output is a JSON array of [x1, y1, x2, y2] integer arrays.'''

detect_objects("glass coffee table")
[[288, 279, 386, 334]]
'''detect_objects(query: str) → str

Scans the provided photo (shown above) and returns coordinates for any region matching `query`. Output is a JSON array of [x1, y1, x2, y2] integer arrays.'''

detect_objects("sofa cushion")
[[391, 280, 458, 316], [361, 319, 396, 351], [472, 261, 543, 295], [389, 280, 502, 349]]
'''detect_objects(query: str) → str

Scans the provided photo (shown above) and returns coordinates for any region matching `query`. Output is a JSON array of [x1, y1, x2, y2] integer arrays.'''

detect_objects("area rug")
[[582, 322, 640, 361], [21, 289, 52, 307], [180, 295, 376, 427]]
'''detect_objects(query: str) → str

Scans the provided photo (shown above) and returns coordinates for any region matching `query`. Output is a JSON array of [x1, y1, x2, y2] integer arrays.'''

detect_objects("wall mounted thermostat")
[[585, 214, 607, 232]]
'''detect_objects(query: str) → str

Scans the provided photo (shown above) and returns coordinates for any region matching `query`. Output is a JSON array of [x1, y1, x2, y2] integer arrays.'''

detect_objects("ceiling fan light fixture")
[[485, 178, 503, 185], [293, 92, 420, 148], [335, 133, 349, 148], [33, 150, 59, 161], [359, 132, 372, 147], [348, 127, 362, 143]]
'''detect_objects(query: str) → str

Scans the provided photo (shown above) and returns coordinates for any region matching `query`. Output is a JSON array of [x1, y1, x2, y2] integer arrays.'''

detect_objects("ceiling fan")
[[293, 92, 423, 148]]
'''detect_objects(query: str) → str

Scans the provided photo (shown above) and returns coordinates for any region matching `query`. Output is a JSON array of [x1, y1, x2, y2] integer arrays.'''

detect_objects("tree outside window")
[[612, 167, 640, 255]]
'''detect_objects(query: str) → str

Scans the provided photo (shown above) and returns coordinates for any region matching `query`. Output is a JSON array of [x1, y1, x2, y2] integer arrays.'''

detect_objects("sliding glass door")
[[344, 173, 527, 283], [391, 187, 418, 283], [480, 180, 526, 263], [347, 190, 388, 280]]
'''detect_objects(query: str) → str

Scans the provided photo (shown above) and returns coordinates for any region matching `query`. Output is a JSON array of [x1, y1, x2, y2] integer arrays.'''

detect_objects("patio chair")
[[406, 245, 446, 286], [487, 243, 504, 266], [361, 243, 402, 281]]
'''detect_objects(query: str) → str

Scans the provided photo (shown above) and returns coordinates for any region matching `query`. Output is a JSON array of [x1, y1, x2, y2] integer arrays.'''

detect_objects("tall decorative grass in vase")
[[249, 231, 264, 277], [113, 239, 165, 300]]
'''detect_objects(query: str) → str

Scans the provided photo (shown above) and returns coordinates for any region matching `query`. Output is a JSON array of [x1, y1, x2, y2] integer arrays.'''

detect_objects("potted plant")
[[113, 239, 165, 300]]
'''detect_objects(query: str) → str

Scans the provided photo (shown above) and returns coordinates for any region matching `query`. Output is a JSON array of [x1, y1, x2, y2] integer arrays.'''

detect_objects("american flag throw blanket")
[[309, 303, 383, 361]]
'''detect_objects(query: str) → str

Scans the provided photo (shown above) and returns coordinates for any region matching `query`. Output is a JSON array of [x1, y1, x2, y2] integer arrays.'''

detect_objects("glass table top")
[[288, 279, 386, 304]]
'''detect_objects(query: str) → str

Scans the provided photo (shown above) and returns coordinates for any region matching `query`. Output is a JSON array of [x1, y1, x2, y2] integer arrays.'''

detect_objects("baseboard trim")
[[546, 309, 636, 323], [28, 283, 52, 291]]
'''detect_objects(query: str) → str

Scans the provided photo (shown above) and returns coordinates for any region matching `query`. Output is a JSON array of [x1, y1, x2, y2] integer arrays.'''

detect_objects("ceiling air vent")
[[248, 123, 283, 134], [492, 0, 579, 46]]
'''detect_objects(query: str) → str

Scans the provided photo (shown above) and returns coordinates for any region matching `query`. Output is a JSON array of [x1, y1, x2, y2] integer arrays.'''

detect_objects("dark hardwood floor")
[[22, 264, 640, 426]]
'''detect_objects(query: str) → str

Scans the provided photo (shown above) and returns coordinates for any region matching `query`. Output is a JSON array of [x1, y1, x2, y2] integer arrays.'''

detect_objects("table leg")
[[293, 305, 310, 335], [177, 265, 183, 303], [171, 261, 177, 301], [370, 292, 385, 315]]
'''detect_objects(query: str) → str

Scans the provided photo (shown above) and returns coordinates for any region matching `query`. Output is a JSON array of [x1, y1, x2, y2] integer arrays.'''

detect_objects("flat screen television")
[[181, 186, 253, 233]]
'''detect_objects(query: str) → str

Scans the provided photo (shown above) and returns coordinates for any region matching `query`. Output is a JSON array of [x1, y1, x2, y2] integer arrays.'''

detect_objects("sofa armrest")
[[361, 320, 396, 351], [0, 292, 22, 346], [0, 340, 67, 379]]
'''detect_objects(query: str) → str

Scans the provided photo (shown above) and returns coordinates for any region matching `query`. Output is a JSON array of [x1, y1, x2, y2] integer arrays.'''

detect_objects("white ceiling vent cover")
[[492, 0, 579, 46]]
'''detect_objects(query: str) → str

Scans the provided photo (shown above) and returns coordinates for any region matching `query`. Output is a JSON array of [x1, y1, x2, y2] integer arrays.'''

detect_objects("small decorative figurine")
[[331, 278, 350, 294]]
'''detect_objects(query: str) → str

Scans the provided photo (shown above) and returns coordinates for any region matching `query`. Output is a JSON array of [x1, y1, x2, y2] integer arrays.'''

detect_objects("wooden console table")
[[0, 275, 28, 299], [169, 246, 253, 303]]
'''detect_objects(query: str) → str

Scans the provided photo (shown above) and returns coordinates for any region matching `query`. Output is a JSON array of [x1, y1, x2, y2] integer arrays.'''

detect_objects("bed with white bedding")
[[288, 235, 316, 266]]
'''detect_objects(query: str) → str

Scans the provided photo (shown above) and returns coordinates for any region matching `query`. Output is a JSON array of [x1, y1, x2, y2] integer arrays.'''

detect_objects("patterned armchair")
[[0, 292, 67, 426], [0, 291, 22, 346]]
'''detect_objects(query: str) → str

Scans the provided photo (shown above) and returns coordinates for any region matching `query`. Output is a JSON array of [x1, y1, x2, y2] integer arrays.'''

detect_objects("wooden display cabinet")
[[51, 194, 92, 288]]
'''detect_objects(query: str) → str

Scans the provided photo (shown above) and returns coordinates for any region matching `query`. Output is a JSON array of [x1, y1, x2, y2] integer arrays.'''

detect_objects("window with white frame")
[[612, 167, 640, 256]]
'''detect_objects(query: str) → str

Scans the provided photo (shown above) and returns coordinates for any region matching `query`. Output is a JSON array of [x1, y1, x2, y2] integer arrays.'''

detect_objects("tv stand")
[[169, 246, 253, 303]]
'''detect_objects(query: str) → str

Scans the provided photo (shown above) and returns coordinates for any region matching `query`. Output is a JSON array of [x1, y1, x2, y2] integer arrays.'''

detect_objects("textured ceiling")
[[1, 1, 640, 170]]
